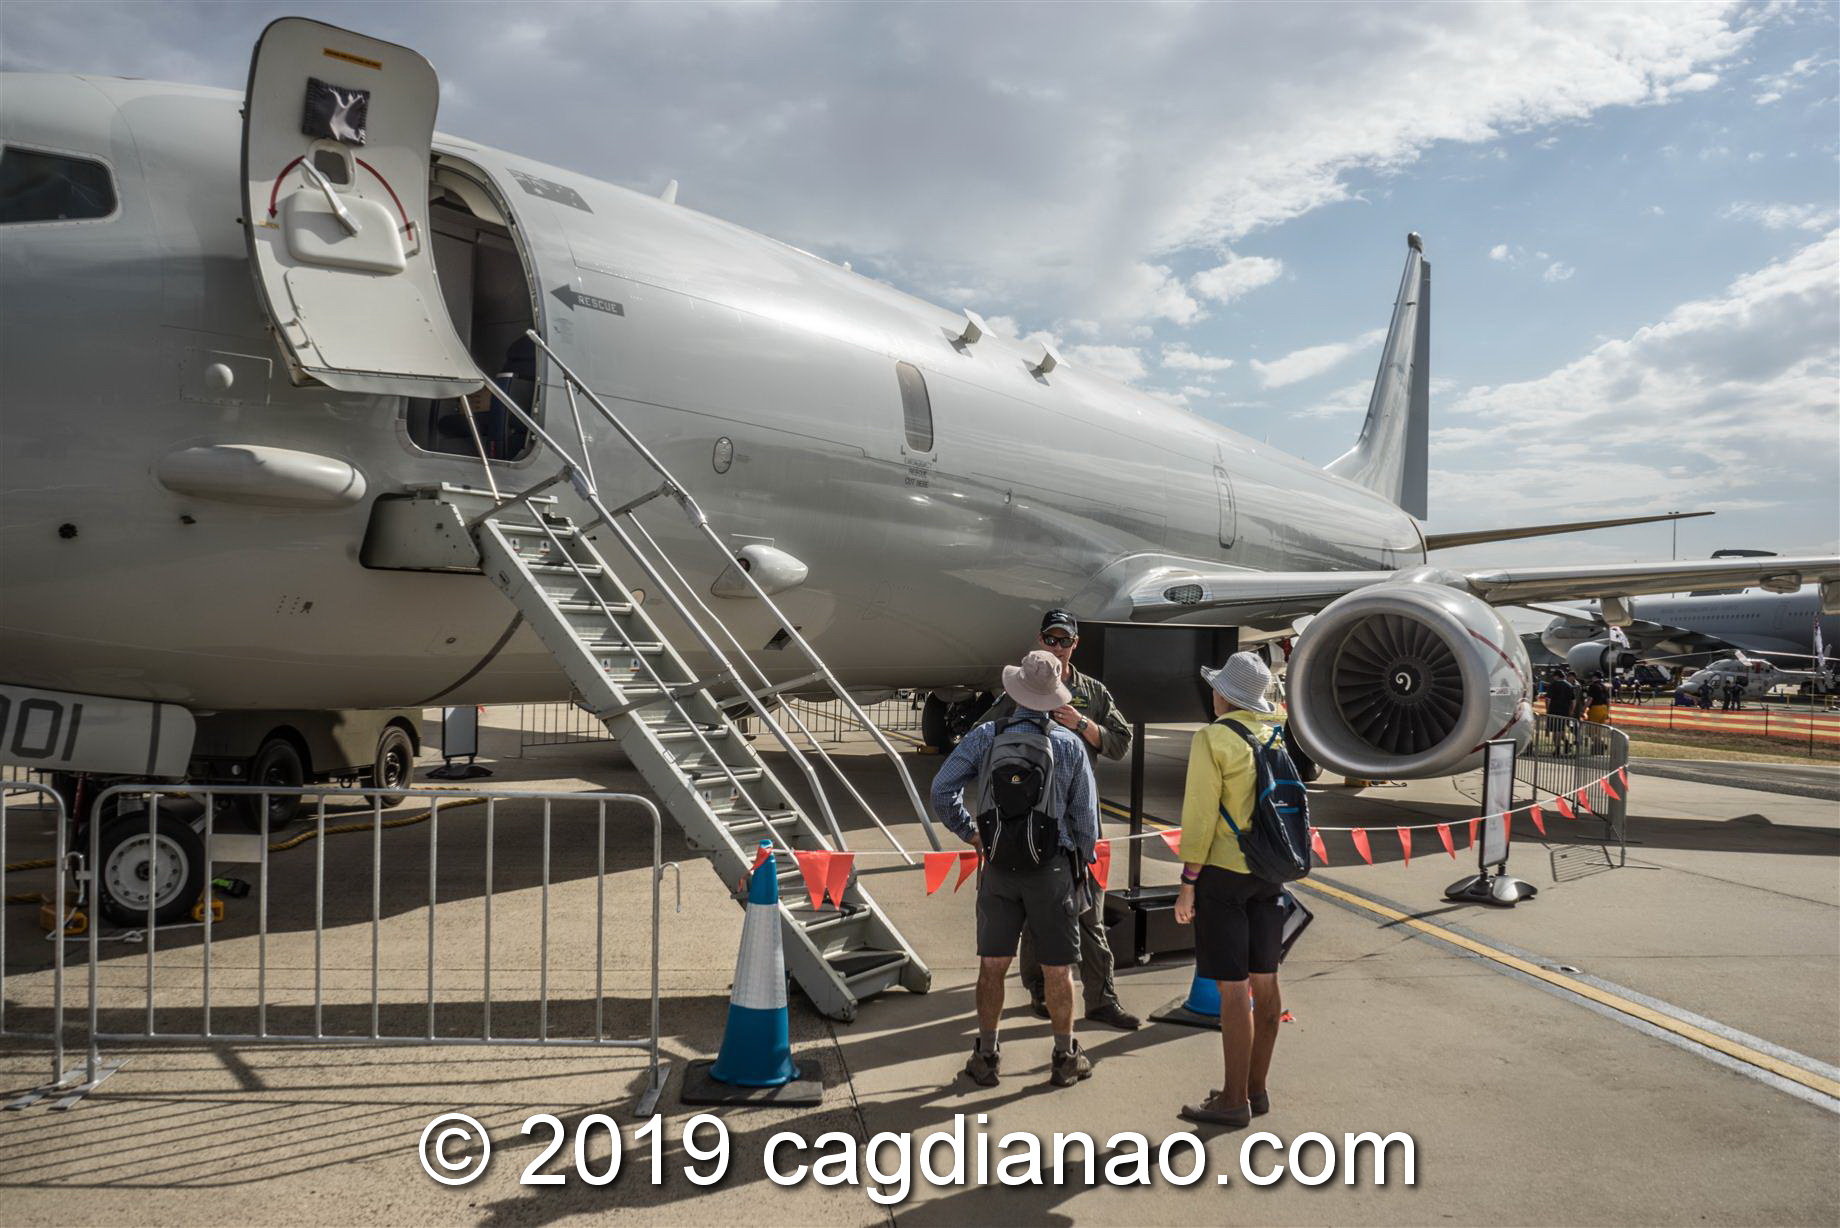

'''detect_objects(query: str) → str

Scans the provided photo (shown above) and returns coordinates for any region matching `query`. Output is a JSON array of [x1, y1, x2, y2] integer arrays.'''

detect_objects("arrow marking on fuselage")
[[550, 285, 624, 316]]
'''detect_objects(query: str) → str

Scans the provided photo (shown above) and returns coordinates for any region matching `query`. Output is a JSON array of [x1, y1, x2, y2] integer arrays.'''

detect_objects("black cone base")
[[1149, 997, 1222, 1030], [679, 1059, 823, 1107]]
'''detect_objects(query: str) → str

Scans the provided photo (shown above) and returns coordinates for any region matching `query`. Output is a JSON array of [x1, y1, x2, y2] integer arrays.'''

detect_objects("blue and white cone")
[[709, 843, 797, 1087], [1152, 968, 1227, 1029]]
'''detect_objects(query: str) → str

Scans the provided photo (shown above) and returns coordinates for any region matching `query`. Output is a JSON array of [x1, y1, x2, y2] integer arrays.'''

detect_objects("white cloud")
[[1250, 328, 1386, 388], [1753, 53, 1825, 105], [1723, 201, 1838, 233], [1438, 232, 1840, 519], [1542, 261, 1575, 283], [1179, 384, 1213, 399], [1295, 381, 1373, 420], [1064, 344, 1147, 383], [0, 2, 1767, 332], [1191, 252, 1283, 303], [1489, 243, 1512, 261], [1161, 345, 1235, 372]]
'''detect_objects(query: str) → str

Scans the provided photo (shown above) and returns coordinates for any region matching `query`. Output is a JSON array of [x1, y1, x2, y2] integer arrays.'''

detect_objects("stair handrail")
[[494, 511, 821, 856], [483, 332, 943, 852], [466, 378, 901, 859]]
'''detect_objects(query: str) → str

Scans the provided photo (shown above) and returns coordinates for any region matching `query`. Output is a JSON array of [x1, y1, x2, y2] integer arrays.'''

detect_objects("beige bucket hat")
[[1002, 649, 1073, 711], [1201, 651, 1276, 715]]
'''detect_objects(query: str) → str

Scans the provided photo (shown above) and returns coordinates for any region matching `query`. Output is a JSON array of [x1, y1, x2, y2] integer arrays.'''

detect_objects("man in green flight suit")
[[977, 610, 1140, 1030]]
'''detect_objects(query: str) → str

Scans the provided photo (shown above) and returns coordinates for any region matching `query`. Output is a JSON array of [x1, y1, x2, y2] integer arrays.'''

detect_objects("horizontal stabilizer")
[[1425, 510, 1713, 552]]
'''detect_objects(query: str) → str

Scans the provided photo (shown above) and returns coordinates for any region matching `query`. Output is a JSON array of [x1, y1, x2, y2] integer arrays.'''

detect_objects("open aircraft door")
[[241, 18, 480, 398]]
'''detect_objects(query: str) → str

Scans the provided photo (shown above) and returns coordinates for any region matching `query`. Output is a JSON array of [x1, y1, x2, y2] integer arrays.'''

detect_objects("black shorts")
[[976, 855, 1080, 966], [1193, 866, 1284, 982]]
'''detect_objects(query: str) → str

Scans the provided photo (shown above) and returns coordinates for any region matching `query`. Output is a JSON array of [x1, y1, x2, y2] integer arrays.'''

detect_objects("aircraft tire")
[[96, 811, 206, 927], [227, 738, 306, 832], [373, 725, 416, 807], [922, 691, 992, 753]]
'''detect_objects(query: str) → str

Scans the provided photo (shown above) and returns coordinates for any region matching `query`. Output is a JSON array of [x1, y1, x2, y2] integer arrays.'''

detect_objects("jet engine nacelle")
[[1287, 571, 1533, 780], [1564, 640, 1629, 678]]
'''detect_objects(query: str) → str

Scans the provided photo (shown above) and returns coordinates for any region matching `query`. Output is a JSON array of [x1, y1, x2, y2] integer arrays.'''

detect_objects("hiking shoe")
[[1250, 1090, 1271, 1116], [1180, 1094, 1251, 1128], [1049, 1043, 1093, 1087], [1029, 995, 1050, 1020], [1085, 1001, 1141, 1031], [963, 1043, 1000, 1087]]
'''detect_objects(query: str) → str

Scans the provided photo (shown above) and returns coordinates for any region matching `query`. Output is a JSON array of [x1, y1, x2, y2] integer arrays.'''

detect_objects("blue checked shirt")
[[929, 711, 1099, 862]]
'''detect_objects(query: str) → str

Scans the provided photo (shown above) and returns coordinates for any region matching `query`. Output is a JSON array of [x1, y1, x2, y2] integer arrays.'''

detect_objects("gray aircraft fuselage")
[[0, 74, 1423, 711], [1543, 588, 1838, 664]]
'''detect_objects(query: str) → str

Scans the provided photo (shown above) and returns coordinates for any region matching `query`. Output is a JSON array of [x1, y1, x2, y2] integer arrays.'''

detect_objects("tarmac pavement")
[[1, 712, 1835, 1224]]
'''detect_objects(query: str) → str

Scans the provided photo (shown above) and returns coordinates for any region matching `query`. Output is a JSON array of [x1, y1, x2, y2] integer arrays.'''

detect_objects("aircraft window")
[[0, 147, 116, 224], [895, 361, 934, 453], [310, 147, 352, 186]]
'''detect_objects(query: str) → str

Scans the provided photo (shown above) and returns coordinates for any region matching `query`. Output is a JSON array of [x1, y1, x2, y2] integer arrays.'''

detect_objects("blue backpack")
[[1215, 718, 1312, 883]]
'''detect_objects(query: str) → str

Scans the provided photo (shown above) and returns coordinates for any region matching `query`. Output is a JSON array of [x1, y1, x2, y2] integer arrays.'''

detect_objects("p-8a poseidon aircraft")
[[3, 17, 1837, 795]]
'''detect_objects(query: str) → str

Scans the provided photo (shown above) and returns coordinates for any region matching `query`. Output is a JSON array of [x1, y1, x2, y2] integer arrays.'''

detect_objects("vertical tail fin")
[[1327, 233, 1429, 518]]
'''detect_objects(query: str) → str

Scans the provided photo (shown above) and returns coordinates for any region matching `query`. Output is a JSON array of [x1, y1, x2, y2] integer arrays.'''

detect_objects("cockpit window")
[[0, 147, 117, 224]]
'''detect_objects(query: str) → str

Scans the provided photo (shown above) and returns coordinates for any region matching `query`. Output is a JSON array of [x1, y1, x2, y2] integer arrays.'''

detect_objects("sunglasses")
[[1040, 633, 1076, 648]]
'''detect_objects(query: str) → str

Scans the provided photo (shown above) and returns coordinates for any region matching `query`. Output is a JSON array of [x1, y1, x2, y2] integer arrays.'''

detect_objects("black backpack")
[[975, 715, 1063, 872], [1215, 718, 1312, 884]]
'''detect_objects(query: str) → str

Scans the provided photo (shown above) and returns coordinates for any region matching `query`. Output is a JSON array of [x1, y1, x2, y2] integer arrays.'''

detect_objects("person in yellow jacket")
[[1173, 651, 1288, 1128]]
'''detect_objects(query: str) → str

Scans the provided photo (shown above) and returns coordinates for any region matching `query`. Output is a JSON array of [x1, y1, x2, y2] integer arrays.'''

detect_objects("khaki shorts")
[[976, 854, 1080, 966]]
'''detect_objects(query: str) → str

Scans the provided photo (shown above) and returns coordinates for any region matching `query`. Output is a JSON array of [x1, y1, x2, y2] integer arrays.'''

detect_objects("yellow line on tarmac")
[[1293, 876, 1840, 1101]]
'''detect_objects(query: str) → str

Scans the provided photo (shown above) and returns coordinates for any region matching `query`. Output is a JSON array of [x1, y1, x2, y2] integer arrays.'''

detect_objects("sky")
[[4, 0, 1836, 593]]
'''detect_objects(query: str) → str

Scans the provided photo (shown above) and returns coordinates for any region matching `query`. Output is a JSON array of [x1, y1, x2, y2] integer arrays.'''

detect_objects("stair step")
[[527, 562, 604, 577], [833, 950, 910, 987], [584, 640, 663, 655], [498, 520, 577, 538], [688, 765, 764, 787], [648, 723, 730, 744], [556, 600, 634, 618]]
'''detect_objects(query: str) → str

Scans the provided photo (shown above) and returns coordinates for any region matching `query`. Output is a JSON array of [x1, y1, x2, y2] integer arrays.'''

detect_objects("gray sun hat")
[[1201, 651, 1276, 715], [1002, 649, 1073, 711]]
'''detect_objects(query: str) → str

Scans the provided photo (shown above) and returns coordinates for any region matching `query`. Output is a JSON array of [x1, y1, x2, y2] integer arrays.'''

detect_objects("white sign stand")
[[1444, 739, 1537, 907], [427, 705, 493, 779]]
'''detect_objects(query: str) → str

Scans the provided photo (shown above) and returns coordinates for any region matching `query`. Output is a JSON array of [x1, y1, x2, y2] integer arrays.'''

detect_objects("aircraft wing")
[[1122, 555, 1840, 623]]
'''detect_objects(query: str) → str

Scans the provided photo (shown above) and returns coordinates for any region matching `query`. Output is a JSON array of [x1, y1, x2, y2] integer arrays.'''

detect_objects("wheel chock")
[[38, 902, 87, 936], [191, 896, 226, 923]]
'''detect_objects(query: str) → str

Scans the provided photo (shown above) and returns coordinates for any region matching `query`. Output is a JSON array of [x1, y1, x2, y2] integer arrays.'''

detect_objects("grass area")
[[1622, 725, 1839, 765]]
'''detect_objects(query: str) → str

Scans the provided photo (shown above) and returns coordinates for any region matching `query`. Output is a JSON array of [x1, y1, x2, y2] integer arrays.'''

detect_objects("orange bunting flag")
[[1310, 827, 1329, 865], [1618, 766, 1629, 788], [1504, 812, 1513, 841], [1437, 823, 1455, 859], [1159, 828, 1184, 857], [1351, 828, 1374, 864], [923, 852, 956, 896], [1575, 790, 1593, 815], [825, 852, 855, 908], [1396, 827, 1412, 866], [1553, 794, 1574, 820], [1602, 776, 1621, 802], [793, 851, 831, 910], [751, 844, 773, 871], [1528, 804, 1546, 836], [1093, 840, 1112, 891], [955, 849, 979, 891], [1467, 817, 1480, 848]]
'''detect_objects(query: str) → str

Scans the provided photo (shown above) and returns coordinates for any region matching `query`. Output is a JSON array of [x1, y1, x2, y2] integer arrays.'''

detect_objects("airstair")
[[423, 337, 941, 1021]]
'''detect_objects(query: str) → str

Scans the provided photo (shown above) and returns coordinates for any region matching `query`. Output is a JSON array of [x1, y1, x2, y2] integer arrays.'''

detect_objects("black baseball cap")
[[1040, 609, 1078, 636]]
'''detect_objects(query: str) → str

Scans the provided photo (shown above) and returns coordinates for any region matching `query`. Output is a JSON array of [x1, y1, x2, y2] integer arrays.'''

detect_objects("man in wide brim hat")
[[928, 649, 1100, 1090]]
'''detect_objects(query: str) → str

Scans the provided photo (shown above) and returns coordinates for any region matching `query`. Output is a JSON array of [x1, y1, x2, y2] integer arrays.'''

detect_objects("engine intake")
[[1288, 577, 1531, 780]]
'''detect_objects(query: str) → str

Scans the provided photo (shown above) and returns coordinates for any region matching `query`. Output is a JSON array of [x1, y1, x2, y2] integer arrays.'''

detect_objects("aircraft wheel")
[[228, 738, 306, 832], [96, 812, 206, 927], [373, 725, 416, 807], [922, 691, 992, 753]]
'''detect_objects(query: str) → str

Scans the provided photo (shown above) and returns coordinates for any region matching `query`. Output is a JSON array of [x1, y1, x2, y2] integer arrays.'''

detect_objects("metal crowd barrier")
[[7, 784, 674, 1113], [517, 692, 927, 753], [1, 781, 73, 1097], [1517, 715, 1630, 865]]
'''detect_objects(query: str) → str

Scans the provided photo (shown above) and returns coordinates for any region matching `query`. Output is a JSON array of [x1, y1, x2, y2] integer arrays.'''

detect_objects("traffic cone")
[[1151, 970, 1227, 1029], [681, 842, 823, 1106]]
